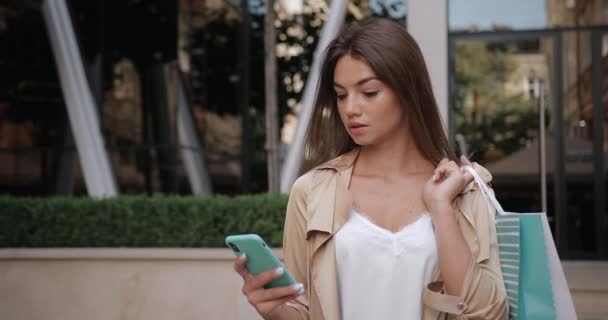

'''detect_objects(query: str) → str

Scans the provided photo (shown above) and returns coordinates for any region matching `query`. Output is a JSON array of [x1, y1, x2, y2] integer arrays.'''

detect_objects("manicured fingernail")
[[293, 283, 304, 294], [239, 253, 247, 260], [275, 267, 285, 276]]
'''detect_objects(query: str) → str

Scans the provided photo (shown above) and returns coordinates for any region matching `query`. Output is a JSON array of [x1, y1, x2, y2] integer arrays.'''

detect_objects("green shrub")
[[0, 194, 288, 248]]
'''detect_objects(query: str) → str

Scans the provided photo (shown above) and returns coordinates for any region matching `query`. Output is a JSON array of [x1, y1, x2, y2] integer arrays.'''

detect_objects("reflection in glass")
[[450, 0, 608, 32], [453, 38, 551, 215], [368, 0, 407, 21], [604, 33, 608, 156], [546, 0, 608, 28], [449, 0, 546, 32], [0, 5, 83, 195], [561, 31, 600, 255]]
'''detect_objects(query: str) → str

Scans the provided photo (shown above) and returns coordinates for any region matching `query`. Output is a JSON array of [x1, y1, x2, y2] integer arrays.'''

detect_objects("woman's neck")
[[355, 136, 434, 180]]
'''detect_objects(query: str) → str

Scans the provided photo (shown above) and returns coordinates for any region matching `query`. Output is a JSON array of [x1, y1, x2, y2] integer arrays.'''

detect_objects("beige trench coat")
[[282, 148, 508, 320]]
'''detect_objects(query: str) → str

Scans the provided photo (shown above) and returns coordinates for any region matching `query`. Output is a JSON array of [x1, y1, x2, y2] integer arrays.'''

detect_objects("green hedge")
[[0, 194, 288, 248]]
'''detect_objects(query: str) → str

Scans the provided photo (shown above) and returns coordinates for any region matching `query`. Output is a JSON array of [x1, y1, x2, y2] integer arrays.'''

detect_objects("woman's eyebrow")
[[333, 76, 380, 89]]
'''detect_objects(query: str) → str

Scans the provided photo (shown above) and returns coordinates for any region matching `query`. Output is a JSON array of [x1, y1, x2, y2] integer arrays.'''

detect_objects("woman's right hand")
[[233, 254, 304, 320]]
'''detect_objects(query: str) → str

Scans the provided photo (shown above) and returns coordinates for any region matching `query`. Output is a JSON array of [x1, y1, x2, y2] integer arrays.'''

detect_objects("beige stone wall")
[[1, 249, 607, 320], [0, 249, 261, 320]]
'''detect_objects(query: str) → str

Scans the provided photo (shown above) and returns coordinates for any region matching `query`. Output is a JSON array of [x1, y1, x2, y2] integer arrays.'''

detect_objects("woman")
[[234, 17, 508, 320]]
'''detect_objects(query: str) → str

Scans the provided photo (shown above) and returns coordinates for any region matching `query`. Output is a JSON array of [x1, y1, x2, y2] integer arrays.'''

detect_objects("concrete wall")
[[0, 249, 259, 320], [1, 249, 607, 320]]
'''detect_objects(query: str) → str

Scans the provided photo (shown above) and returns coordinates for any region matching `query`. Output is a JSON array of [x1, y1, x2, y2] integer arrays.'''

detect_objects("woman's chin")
[[350, 136, 373, 146]]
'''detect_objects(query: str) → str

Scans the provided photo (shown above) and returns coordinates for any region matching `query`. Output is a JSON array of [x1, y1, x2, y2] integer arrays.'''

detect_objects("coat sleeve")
[[422, 165, 509, 319], [422, 254, 509, 319], [282, 174, 312, 320]]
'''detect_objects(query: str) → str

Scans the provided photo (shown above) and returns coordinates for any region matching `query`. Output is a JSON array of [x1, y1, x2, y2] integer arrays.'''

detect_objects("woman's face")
[[333, 54, 406, 146]]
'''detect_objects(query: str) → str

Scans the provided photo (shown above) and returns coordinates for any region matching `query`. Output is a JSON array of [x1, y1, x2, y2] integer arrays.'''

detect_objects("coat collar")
[[305, 147, 493, 239], [306, 148, 360, 238], [310, 147, 492, 195], [315, 148, 361, 173]]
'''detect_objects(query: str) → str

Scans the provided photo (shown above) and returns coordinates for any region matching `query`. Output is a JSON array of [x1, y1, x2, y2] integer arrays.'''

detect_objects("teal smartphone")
[[225, 234, 296, 288]]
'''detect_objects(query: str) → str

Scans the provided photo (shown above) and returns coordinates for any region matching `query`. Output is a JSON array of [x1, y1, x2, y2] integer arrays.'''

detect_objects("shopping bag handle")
[[460, 165, 505, 222]]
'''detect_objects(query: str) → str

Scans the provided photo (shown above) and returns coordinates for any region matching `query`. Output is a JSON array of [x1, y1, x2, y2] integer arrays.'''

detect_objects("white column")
[[279, 0, 349, 193], [408, 0, 449, 134], [174, 67, 213, 195], [43, 0, 118, 198]]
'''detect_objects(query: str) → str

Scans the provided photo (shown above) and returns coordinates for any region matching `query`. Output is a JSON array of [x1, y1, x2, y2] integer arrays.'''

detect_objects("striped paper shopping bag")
[[463, 166, 577, 320], [495, 216, 521, 319]]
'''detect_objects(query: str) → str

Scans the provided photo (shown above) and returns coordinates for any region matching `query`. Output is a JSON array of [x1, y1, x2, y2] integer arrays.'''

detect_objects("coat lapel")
[[306, 148, 359, 246], [333, 166, 354, 234], [307, 149, 358, 320]]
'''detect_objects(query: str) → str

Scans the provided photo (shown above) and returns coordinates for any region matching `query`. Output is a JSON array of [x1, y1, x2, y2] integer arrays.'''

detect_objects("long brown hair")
[[302, 17, 456, 172]]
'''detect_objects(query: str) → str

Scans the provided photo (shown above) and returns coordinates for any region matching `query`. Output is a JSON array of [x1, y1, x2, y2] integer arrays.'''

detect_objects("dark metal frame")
[[448, 26, 608, 259], [591, 30, 607, 258], [238, 0, 252, 193]]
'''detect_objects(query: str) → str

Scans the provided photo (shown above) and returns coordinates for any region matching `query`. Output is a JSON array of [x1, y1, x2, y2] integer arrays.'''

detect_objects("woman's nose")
[[344, 95, 362, 116]]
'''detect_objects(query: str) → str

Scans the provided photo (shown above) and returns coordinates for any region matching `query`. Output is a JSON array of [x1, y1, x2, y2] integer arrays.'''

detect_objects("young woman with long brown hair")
[[233, 17, 508, 320]]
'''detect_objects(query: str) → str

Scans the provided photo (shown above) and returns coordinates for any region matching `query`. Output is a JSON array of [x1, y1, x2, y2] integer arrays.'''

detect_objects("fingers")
[[459, 155, 472, 166], [432, 158, 448, 181], [269, 293, 304, 310], [432, 167, 446, 182], [245, 267, 288, 293], [458, 155, 474, 184], [248, 283, 304, 305], [233, 255, 303, 318], [233, 254, 251, 280], [252, 287, 304, 318], [445, 160, 459, 171], [433, 158, 460, 182]]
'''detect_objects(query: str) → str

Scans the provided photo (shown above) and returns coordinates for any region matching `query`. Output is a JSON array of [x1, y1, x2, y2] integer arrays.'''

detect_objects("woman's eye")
[[336, 94, 346, 100], [364, 91, 378, 98]]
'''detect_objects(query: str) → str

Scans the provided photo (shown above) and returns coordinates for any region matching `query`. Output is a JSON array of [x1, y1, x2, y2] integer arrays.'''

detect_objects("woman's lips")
[[349, 124, 367, 135]]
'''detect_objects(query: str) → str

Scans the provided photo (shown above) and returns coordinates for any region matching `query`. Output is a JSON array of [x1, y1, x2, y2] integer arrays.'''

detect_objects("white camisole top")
[[335, 207, 439, 320]]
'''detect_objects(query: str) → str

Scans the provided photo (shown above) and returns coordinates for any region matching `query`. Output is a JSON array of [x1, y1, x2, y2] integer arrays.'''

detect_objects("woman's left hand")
[[423, 156, 474, 214]]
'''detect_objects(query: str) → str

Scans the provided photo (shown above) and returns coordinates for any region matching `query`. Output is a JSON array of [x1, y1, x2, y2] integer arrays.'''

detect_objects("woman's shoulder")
[[292, 150, 358, 192], [291, 164, 339, 197], [290, 149, 358, 201], [458, 163, 497, 263]]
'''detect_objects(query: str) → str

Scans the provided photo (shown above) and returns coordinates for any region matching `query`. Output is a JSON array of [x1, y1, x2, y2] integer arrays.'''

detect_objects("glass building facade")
[[448, 0, 608, 259], [0, 0, 605, 259]]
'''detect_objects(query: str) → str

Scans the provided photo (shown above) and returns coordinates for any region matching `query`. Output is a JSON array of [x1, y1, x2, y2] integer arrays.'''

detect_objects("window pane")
[[450, 0, 608, 32], [560, 31, 596, 256], [0, 4, 84, 196], [453, 37, 552, 215], [449, 0, 546, 31]]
